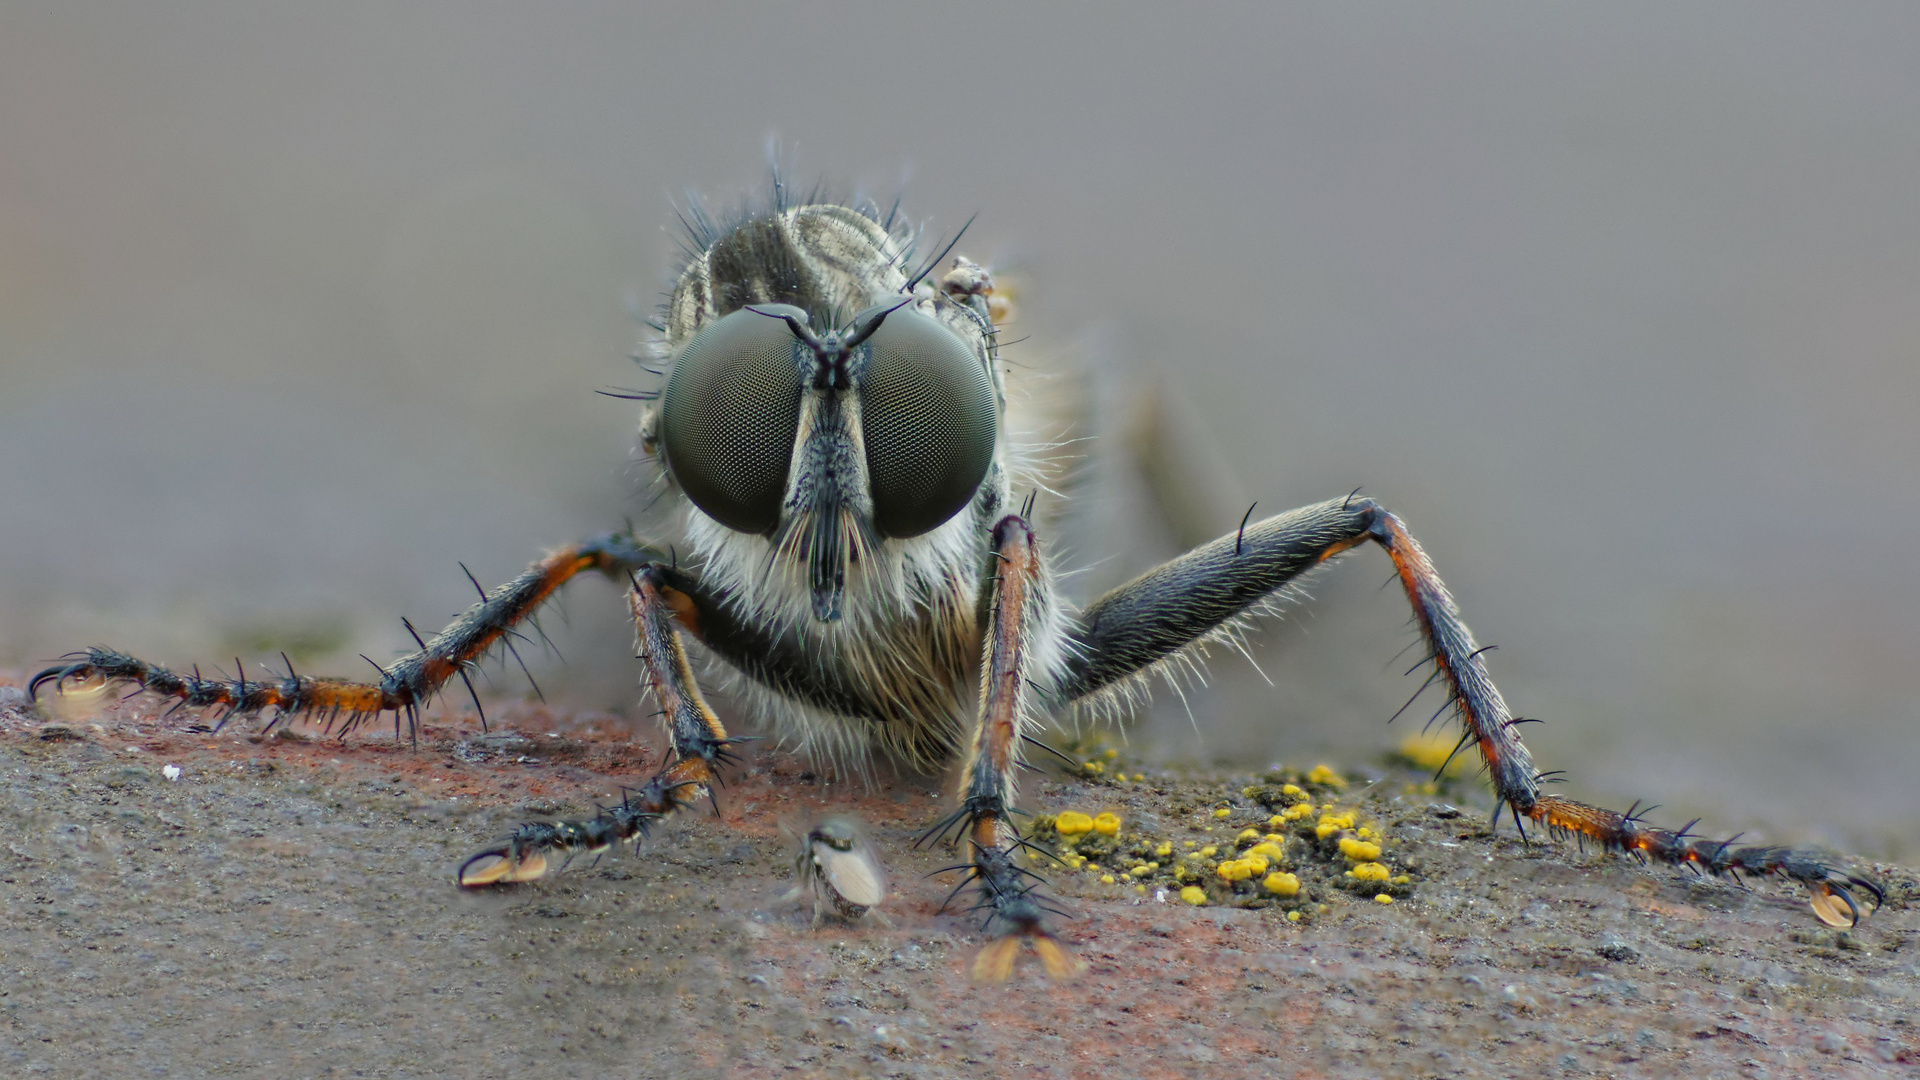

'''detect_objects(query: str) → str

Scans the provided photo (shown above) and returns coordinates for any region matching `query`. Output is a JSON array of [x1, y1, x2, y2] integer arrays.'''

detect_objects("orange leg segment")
[[923, 516, 1082, 980], [30, 532, 663, 742], [457, 564, 739, 888], [1058, 495, 1882, 927]]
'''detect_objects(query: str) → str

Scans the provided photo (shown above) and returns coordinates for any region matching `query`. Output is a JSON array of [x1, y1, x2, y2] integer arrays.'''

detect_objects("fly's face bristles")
[[638, 198, 1050, 776]]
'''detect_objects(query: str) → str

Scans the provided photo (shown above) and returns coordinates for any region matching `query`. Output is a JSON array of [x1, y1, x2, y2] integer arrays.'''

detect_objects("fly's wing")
[[995, 292, 1094, 545], [1119, 372, 1253, 553], [814, 839, 887, 909], [992, 265, 1249, 569]]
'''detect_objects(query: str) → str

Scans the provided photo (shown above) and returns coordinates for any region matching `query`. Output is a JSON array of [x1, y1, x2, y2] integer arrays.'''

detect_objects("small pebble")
[[1595, 936, 1639, 963]]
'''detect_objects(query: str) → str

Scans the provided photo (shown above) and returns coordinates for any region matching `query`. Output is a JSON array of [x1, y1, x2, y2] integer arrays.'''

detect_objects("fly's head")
[[640, 204, 1005, 625]]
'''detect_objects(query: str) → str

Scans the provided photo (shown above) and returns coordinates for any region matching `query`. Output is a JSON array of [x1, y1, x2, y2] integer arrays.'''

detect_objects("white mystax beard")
[[676, 494, 991, 773]]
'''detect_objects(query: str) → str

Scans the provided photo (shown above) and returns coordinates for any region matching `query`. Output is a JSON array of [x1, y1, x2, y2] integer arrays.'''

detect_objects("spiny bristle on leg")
[[1522, 793, 1883, 927], [455, 777, 692, 888], [939, 842, 1084, 983]]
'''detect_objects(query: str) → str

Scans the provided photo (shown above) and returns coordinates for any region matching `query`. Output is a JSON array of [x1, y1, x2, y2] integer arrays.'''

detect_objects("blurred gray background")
[[3, 3, 1915, 858]]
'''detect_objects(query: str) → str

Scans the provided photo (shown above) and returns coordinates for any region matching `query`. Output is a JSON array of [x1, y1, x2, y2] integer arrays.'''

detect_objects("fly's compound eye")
[[857, 307, 998, 539], [658, 306, 808, 535]]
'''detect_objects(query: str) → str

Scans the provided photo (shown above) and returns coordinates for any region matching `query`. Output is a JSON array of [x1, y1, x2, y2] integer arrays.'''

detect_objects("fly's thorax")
[[663, 204, 912, 340]]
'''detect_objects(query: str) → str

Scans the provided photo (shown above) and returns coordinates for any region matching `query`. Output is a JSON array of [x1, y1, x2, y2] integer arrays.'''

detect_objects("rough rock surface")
[[2, 678, 1915, 1079]]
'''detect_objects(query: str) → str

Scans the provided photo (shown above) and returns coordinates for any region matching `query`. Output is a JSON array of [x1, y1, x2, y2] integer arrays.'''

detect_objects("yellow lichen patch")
[[1198, 846, 1217, 858], [1212, 807, 1232, 820], [1240, 852, 1270, 875], [1374, 894, 1394, 904], [1103, 748, 1119, 759], [1356, 826, 1378, 841], [1281, 803, 1315, 823], [1263, 872, 1301, 897], [1338, 837, 1383, 862], [1216, 860, 1255, 882], [1092, 812, 1121, 836], [1315, 810, 1358, 840], [1281, 783, 1306, 800], [1236, 828, 1262, 846], [1346, 861, 1390, 883], [1082, 760, 1105, 775], [1099, 874, 1115, 885], [1308, 764, 1346, 788], [1180, 886, 1208, 906], [1129, 864, 1152, 877], [1249, 841, 1286, 863], [1054, 811, 1094, 836], [1397, 730, 1466, 776], [1154, 841, 1174, 858], [1287, 910, 1303, 922]]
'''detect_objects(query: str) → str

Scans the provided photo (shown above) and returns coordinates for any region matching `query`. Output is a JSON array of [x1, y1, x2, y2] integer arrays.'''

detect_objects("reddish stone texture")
[[3, 674, 1916, 1078]]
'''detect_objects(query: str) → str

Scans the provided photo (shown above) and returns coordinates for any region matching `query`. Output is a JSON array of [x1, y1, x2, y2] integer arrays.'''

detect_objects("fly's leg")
[[623, 563, 744, 812], [30, 532, 664, 742], [921, 516, 1082, 980], [932, 515, 1045, 852], [457, 563, 742, 887], [1054, 495, 1883, 927], [455, 790, 676, 887]]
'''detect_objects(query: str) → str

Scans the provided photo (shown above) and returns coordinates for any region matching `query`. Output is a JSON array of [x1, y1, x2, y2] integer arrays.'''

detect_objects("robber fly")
[[33, 180, 1882, 975]]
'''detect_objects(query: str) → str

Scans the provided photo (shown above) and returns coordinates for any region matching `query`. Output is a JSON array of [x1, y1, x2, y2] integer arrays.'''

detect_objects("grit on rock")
[[0, 677, 1915, 1079]]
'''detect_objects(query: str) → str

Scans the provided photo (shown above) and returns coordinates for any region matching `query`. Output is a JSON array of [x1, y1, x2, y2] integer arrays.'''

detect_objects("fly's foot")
[[1525, 794, 1885, 928], [915, 793, 1039, 852], [677, 732, 758, 815], [456, 773, 695, 888], [31, 646, 414, 736], [1750, 849, 1885, 929], [936, 842, 1083, 982]]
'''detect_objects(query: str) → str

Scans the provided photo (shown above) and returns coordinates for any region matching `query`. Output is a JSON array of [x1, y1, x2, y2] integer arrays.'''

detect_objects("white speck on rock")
[[163, 764, 182, 781]]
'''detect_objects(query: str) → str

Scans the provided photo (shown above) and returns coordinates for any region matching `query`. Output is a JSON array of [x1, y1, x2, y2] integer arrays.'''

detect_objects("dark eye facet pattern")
[[857, 307, 998, 539], [659, 306, 806, 535]]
